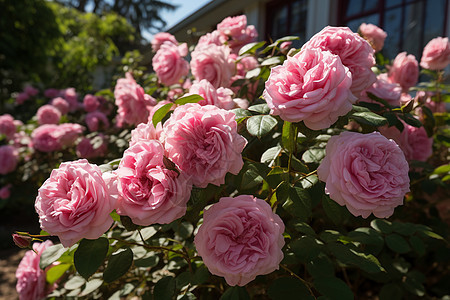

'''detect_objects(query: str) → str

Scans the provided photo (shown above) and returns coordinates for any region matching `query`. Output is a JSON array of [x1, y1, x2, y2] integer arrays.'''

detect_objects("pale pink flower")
[[85, 111, 109, 132], [151, 32, 178, 52], [116, 140, 192, 226], [162, 103, 247, 188], [129, 122, 161, 146], [359, 23, 387, 52], [31, 124, 83, 152], [302, 26, 376, 96], [263, 48, 356, 130], [280, 41, 292, 54], [233, 98, 249, 109], [36, 105, 61, 125], [317, 131, 410, 218], [153, 42, 189, 86], [360, 74, 402, 107], [83, 94, 100, 112], [197, 30, 225, 48], [50, 97, 70, 115], [217, 15, 258, 53], [0, 145, 19, 175], [194, 195, 285, 286], [16, 92, 29, 105], [61, 88, 79, 112], [0, 114, 17, 140], [420, 37, 450, 70], [16, 240, 56, 300], [186, 79, 235, 110], [35, 159, 117, 247], [388, 52, 419, 92], [76, 135, 108, 159]]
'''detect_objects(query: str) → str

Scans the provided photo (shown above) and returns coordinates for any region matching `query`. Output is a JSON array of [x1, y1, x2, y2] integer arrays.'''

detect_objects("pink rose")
[[420, 37, 450, 70], [61, 88, 79, 112], [186, 79, 235, 110], [85, 111, 109, 132], [415, 91, 446, 117], [0, 114, 17, 140], [116, 140, 192, 226], [303, 26, 376, 96], [359, 23, 387, 52], [388, 52, 419, 92], [76, 135, 108, 159], [24, 85, 39, 96], [233, 98, 249, 109], [31, 124, 83, 152], [379, 121, 433, 162], [36, 105, 61, 125], [197, 30, 225, 48], [44, 88, 60, 98], [151, 32, 178, 52], [114, 72, 157, 127], [16, 92, 29, 105], [280, 41, 292, 54], [0, 184, 11, 199], [236, 56, 259, 77], [0, 145, 19, 175], [16, 240, 56, 300], [194, 195, 285, 286], [162, 103, 247, 188], [153, 42, 189, 86], [35, 159, 117, 247], [317, 131, 410, 218], [50, 97, 70, 115], [359, 74, 402, 107], [263, 48, 356, 130], [129, 122, 161, 146], [83, 94, 100, 112], [191, 44, 235, 88], [57, 123, 84, 147], [217, 15, 258, 53]]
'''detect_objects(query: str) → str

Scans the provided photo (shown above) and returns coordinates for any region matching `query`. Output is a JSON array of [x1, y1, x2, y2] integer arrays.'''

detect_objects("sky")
[[143, 0, 212, 41]]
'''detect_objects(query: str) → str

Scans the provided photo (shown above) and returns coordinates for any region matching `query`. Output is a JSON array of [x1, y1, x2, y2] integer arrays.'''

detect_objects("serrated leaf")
[[267, 277, 312, 300], [385, 233, 412, 254], [153, 276, 175, 300], [261, 56, 284, 66], [327, 243, 385, 273], [350, 111, 388, 127], [246, 115, 278, 138], [261, 145, 282, 166], [307, 255, 334, 278], [238, 41, 266, 56], [152, 103, 174, 127], [399, 113, 422, 128], [293, 222, 316, 236], [278, 183, 312, 220], [74, 238, 109, 280], [290, 236, 322, 261], [240, 162, 264, 190], [248, 103, 270, 114], [40, 244, 66, 269], [103, 248, 133, 283], [177, 221, 194, 239], [322, 195, 347, 225], [220, 286, 250, 300]]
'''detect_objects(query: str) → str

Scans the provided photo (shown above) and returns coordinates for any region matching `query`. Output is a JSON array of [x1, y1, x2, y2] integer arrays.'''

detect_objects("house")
[[167, 0, 450, 60]]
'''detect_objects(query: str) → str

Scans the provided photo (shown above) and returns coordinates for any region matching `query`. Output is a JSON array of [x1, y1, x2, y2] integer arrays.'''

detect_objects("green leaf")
[[152, 103, 174, 127], [79, 278, 103, 297], [261, 145, 282, 166], [240, 162, 265, 190], [40, 244, 66, 269], [231, 108, 252, 122], [290, 236, 322, 261], [134, 254, 159, 268], [370, 219, 393, 234], [46, 263, 71, 284], [314, 276, 354, 300], [409, 236, 426, 256], [103, 248, 133, 283], [293, 222, 316, 236], [74, 238, 109, 280], [275, 36, 300, 43], [322, 195, 346, 225], [176, 221, 194, 239], [327, 243, 385, 273], [379, 283, 403, 300], [278, 183, 312, 221], [64, 276, 86, 290], [267, 277, 312, 300], [282, 121, 296, 153], [399, 113, 422, 128], [391, 222, 416, 236], [246, 115, 278, 138], [385, 233, 412, 254], [245, 67, 261, 79], [432, 164, 450, 175], [175, 94, 203, 105], [261, 56, 284, 66], [238, 41, 266, 56], [302, 148, 325, 163], [307, 255, 335, 278], [248, 103, 270, 114], [348, 228, 384, 255], [153, 276, 175, 300], [403, 272, 426, 296], [220, 286, 250, 300], [193, 265, 210, 285], [350, 111, 388, 127]]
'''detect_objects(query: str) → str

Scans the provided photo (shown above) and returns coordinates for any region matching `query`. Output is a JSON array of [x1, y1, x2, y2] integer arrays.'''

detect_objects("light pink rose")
[[151, 32, 178, 52], [16, 92, 29, 105], [50, 97, 70, 115], [83, 94, 100, 112], [280, 41, 292, 54], [36, 105, 61, 125], [167, 88, 184, 101], [317, 131, 410, 218], [61, 88, 79, 112], [233, 98, 249, 109], [359, 74, 402, 107], [0, 145, 19, 175], [0, 184, 11, 199], [114, 72, 157, 127], [420, 37, 450, 70], [0, 114, 17, 140], [194, 195, 285, 286], [44, 88, 60, 98], [162, 103, 247, 188], [400, 93, 413, 106], [303, 26, 376, 96], [197, 30, 225, 48], [359, 23, 387, 52], [76, 135, 107, 159], [191, 44, 235, 88], [24, 85, 39, 97], [236, 56, 259, 77], [263, 48, 356, 130], [85, 111, 109, 132], [16, 240, 56, 300], [186, 79, 235, 110], [129, 122, 161, 146], [415, 91, 446, 117], [116, 140, 192, 226], [388, 52, 419, 92], [153, 42, 189, 86], [379, 120, 433, 162], [35, 159, 117, 247], [57, 123, 84, 147], [217, 15, 258, 53], [31, 124, 83, 152]]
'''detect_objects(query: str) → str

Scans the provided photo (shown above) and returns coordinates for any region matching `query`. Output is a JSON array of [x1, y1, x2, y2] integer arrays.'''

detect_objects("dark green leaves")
[[246, 115, 278, 138], [267, 277, 312, 300], [278, 183, 312, 221], [153, 276, 175, 300], [314, 276, 354, 300], [40, 244, 66, 269], [103, 248, 133, 283], [74, 238, 109, 280], [220, 286, 250, 300], [152, 103, 174, 127], [385, 234, 412, 254], [327, 243, 385, 273], [350, 111, 388, 127]]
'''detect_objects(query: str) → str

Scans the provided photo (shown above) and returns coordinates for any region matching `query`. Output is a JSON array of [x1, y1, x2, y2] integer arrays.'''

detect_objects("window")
[[339, 0, 448, 59]]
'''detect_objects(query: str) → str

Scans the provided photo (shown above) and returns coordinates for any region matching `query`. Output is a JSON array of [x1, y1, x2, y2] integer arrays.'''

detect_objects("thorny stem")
[[280, 264, 316, 299]]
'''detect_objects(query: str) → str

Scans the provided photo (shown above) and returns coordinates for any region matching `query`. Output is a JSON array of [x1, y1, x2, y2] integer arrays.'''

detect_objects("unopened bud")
[[12, 233, 32, 249]]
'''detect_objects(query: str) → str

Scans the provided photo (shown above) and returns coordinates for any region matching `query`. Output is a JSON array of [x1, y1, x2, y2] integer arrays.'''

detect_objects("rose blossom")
[[190, 44, 235, 88], [44, 88, 60, 98], [217, 15, 258, 53], [186, 79, 235, 110], [280, 41, 292, 54], [16, 92, 29, 105], [0, 145, 19, 175], [116, 140, 192, 226], [83, 94, 100, 112], [379, 120, 433, 162], [263, 48, 356, 130], [197, 30, 225, 48], [317, 131, 410, 218], [129, 122, 161, 146], [16, 240, 56, 300], [76, 135, 107, 159], [358, 23, 387, 52], [24, 85, 39, 96], [0, 184, 11, 199], [114, 72, 157, 127], [388, 52, 419, 92], [50, 97, 70, 115], [153, 42, 189, 86], [194, 195, 285, 286], [151, 32, 178, 52], [420, 37, 450, 70], [61, 88, 79, 112], [36, 105, 61, 125], [302, 26, 376, 97], [35, 159, 117, 247], [162, 103, 247, 188], [0, 114, 17, 140], [85, 111, 109, 132], [414, 91, 446, 118], [359, 74, 402, 107], [31, 124, 83, 152]]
